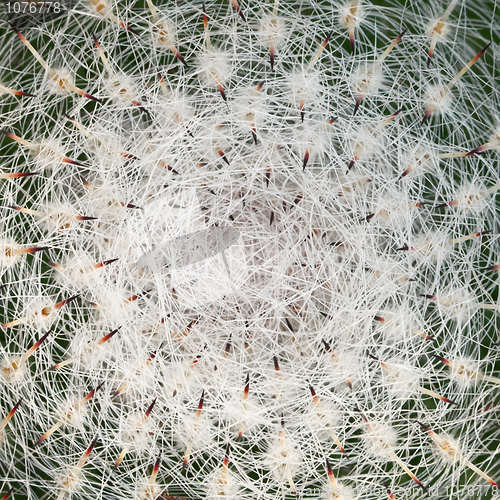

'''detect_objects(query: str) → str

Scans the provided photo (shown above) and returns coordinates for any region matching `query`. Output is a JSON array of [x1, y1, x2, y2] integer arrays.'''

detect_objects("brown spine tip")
[[35, 433, 47, 447], [80, 175, 92, 190], [419, 294, 436, 300], [349, 30, 355, 54], [75, 215, 97, 221], [416, 420, 430, 432], [353, 95, 362, 116], [466, 144, 486, 156], [346, 159, 355, 173], [265, 168, 271, 187], [55, 293, 81, 309], [61, 157, 86, 167], [427, 49, 434, 68], [477, 41, 492, 59], [145, 398, 157, 418], [217, 149, 230, 165], [231, 0, 246, 22], [0, 130, 17, 141], [31, 330, 51, 351], [218, 84, 227, 102], [26, 246, 49, 254], [198, 389, 205, 410], [6, 172, 38, 178], [325, 457, 333, 474], [131, 101, 151, 116], [11, 397, 23, 415], [102, 258, 119, 266], [251, 129, 258, 145], [1, 488, 13, 500], [95, 381, 106, 393], [398, 168, 411, 180], [202, 3, 208, 25], [153, 452, 162, 474], [14, 90, 36, 97], [324, 30, 333, 46], [432, 354, 450, 365], [165, 165, 180, 175], [86, 436, 98, 456], [273, 355, 280, 371], [175, 51, 189, 68], [98, 325, 122, 345], [224, 334, 232, 355], [413, 478, 428, 494], [8, 21, 24, 39], [121, 152, 140, 161], [435, 201, 453, 209], [421, 109, 432, 126], [302, 151, 310, 170], [125, 23, 139, 36], [358, 410, 368, 423], [82, 92, 102, 103]]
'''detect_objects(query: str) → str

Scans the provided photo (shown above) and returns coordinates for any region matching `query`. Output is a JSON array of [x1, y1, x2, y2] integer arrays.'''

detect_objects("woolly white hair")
[[0, 0, 499, 499]]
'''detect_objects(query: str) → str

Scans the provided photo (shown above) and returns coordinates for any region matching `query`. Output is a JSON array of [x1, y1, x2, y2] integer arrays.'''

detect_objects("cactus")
[[0, 0, 499, 499]]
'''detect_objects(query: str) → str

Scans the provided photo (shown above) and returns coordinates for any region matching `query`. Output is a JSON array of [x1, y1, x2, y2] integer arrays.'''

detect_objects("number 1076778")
[[5, 1, 64, 13]]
